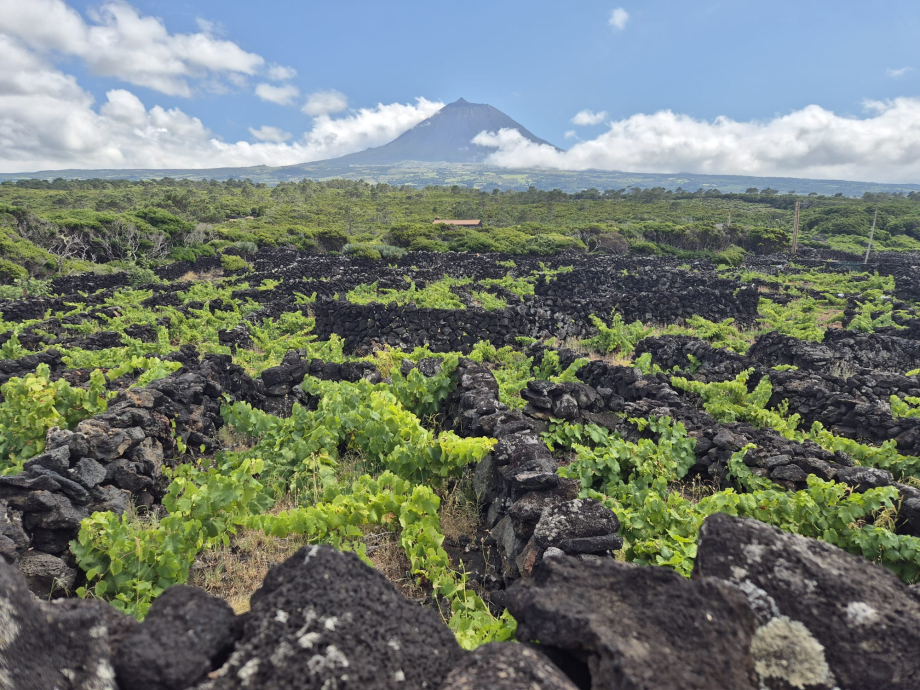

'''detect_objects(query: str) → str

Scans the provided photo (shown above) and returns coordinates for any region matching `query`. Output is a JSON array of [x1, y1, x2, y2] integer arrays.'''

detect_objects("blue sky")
[[2, 0, 920, 180], [63, 0, 920, 144]]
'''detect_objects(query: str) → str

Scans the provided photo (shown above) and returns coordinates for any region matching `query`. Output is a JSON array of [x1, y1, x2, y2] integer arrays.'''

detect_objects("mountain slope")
[[321, 98, 558, 165]]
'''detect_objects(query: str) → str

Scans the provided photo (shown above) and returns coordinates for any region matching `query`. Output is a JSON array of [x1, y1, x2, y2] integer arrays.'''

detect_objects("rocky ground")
[[1, 247, 919, 688]]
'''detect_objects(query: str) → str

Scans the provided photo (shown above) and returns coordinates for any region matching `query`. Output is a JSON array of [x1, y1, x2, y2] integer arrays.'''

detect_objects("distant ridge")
[[322, 97, 559, 165]]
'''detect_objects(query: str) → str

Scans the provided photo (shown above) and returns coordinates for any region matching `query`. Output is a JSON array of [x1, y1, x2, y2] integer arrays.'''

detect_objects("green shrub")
[[714, 245, 747, 267], [375, 244, 407, 260], [220, 254, 251, 272], [409, 238, 448, 252], [342, 243, 383, 260], [447, 231, 500, 253], [0, 259, 28, 284], [629, 240, 662, 256], [229, 240, 258, 255], [521, 233, 585, 255], [313, 227, 348, 252]]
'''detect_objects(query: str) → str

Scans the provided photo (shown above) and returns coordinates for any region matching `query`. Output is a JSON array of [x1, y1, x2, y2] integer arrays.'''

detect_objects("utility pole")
[[791, 201, 801, 254], [864, 207, 879, 264]]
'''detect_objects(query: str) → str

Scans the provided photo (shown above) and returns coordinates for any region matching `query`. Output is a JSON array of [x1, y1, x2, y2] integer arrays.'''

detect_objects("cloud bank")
[[473, 99, 920, 183], [0, 0, 285, 97], [0, 0, 443, 172], [0, 39, 442, 172]]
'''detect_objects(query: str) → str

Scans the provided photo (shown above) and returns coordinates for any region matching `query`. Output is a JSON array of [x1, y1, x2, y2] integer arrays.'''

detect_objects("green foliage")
[[714, 245, 747, 267], [757, 298, 829, 342], [468, 341, 532, 409], [223, 376, 494, 488], [346, 277, 469, 310], [220, 253, 251, 272], [671, 368, 801, 437], [847, 291, 901, 333], [806, 421, 920, 479], [891, 395, 920, 419], [478, 275, 534, 299], [671, 370, 920, 481], [551, 420, 920, 581], [0, 363, 111, 473], [633, 352, 664, 376], [533, 350, 588, 383], [471, 290, 507, 310], [249, 472, 515, 649], [73, 456, 272, 617], [73, 379, 509, 643], [582, 311, 651, 356]]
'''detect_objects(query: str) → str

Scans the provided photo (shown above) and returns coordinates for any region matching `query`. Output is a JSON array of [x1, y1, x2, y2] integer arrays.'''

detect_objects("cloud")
[[0, 37, 443, 173], [572, 109, 608, 126], [255, 83, 300, 106], [267, 64, 297, 81], [471, 99, 920, 183], [248, 125, 291, 143], [609, 8, 629, 31], [303, 90, 349, 116], [887, 67, 912, 79], [564, 130, 578, 140], [0, 0, 265, 96]]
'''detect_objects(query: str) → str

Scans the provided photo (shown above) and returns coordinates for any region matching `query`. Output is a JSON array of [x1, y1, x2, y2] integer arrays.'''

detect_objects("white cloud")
[[0, 1, 445, 172], [0, 36, 443, 173], [248, 125, 292, 143], [564, 130, 578, 140], [0, 0, 265, 97], [267, 64, 297, 81], [887, 67, 911, 79], [303, 90, 349, 116], [609, 8, 629, 31], [572, 109, 608, 126], [255, 83, 300, 106], [472, 99, 920, 183]]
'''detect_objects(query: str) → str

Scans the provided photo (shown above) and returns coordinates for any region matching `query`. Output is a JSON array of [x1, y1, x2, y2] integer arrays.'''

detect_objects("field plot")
[[2, 247, 920, 688]]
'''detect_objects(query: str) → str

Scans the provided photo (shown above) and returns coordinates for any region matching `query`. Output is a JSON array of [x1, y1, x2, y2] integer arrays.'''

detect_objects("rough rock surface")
[[694, 513, 920, 690], [195, 545, 463, 690], [440, 643, 579, 690], [0, 556, 132, 690], [115, 585, 242, 690], [506, 555, 759, 690]]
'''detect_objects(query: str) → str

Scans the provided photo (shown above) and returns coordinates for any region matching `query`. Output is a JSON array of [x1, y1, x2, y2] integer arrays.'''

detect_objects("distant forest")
[[1, 177, 919, 285]]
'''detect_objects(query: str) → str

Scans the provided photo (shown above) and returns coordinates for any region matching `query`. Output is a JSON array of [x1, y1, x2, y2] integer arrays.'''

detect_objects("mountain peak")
[[318, 99, 557, 165]]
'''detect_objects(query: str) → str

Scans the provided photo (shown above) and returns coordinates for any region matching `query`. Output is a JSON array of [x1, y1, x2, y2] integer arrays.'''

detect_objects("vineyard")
[[2, 245, 920, 689]]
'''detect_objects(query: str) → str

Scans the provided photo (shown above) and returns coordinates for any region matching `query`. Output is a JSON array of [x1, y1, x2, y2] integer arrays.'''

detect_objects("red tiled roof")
[[432, 219, 482, 226]]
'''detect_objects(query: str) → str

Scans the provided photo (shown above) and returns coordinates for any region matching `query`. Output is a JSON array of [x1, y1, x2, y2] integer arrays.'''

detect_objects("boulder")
[[532, 498, 622, 555], [0, 557, 128, 690], [694, 512, 920, 690], [506, 555, 759, 690], [115, 585, 242, 690], [440, 643, 579, 690], [195, 545, 463, 690], [17, 550, 76, 598], [0, 498, 29, 563]]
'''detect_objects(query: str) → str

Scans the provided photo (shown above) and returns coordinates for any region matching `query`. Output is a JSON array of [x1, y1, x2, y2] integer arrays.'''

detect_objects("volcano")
[[322, 97, 559, 165]]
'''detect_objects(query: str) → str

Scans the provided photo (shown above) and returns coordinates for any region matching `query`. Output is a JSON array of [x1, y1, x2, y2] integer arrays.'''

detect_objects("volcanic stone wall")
[[0, 352, 262, 597], [520, 346, 920, 535], [311, 300, 534, 353], [635, 334, 920, 457], [444, 359, 623, 586]]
